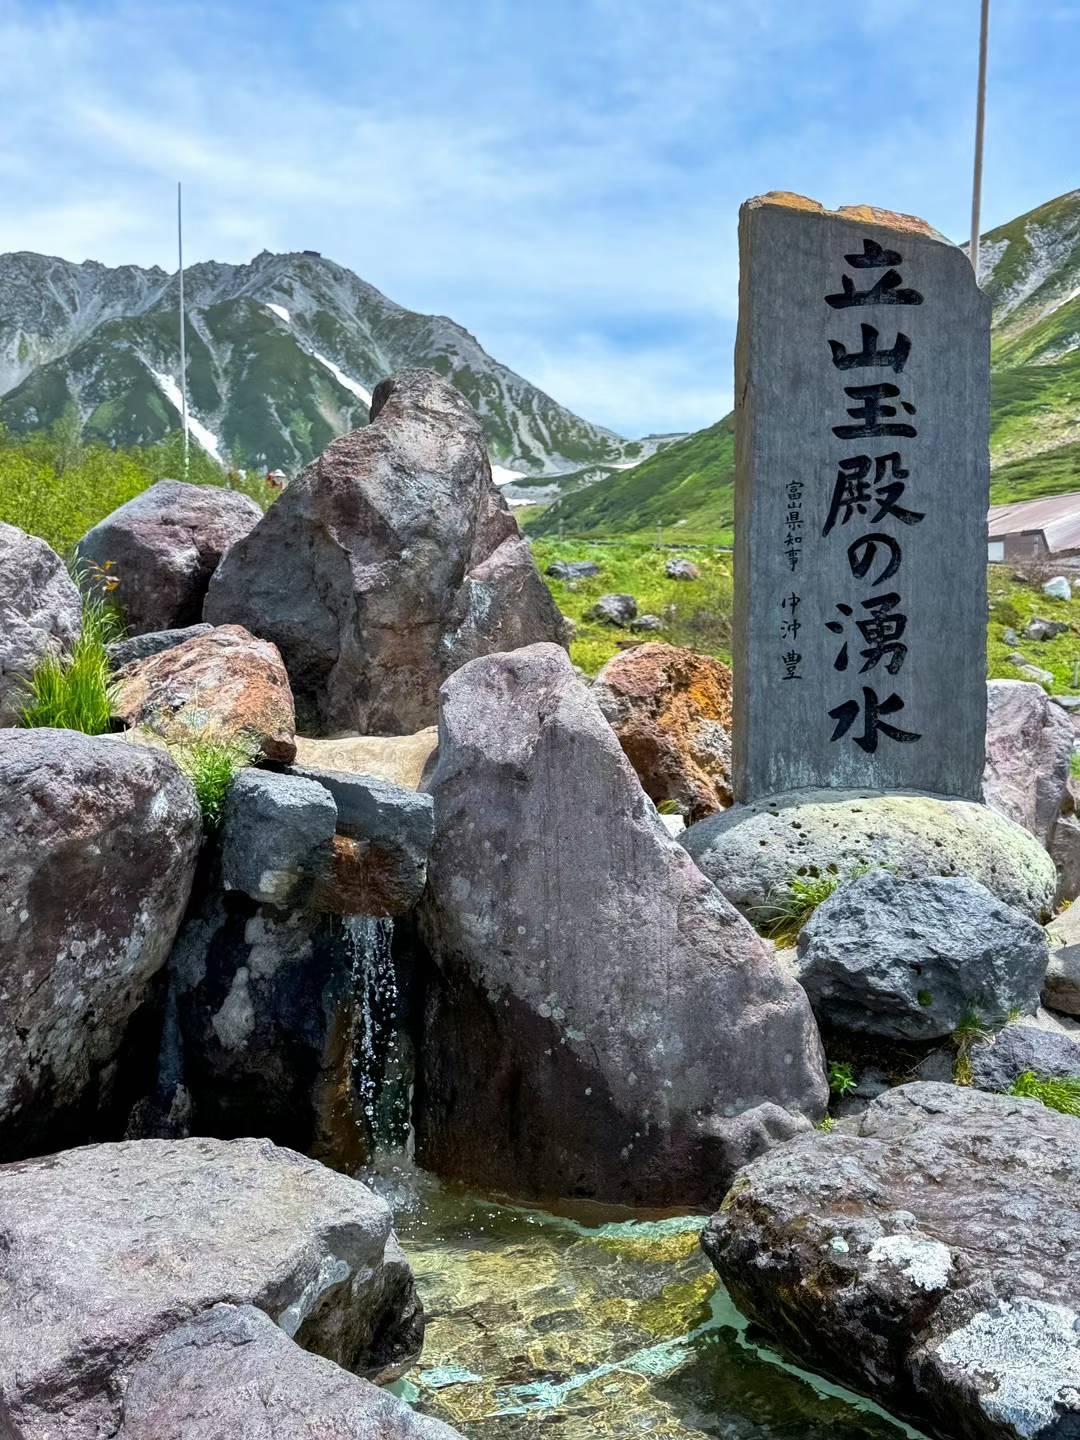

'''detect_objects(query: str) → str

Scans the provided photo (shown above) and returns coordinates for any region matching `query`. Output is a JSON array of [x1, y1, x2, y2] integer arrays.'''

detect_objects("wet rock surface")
[[117, 1303, 462, 1439], [683, 788, 1058, 919], [77, 478, 261, 634], [593, 642, 733, 822], [703, 1082, 1080, 1440], [0, 1136, 424, 1439], [796, 872, 1049, 1040], [0, 520, 82, 725], [112, 622, 297, 761], [0, 728, 201, 1160], [417, 642, 826, 1207], [204, 370, 563, 734]]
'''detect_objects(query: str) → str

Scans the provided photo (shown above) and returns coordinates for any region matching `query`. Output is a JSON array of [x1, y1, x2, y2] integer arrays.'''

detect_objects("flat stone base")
[[681, 789, 1056, 920]]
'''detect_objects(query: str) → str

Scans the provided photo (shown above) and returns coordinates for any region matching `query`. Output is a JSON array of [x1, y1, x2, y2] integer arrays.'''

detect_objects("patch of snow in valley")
[[311, 351, 372, 406], [265, 302, 291, 324], [151, 370, 223, 462], [491, 464, 526, 486]]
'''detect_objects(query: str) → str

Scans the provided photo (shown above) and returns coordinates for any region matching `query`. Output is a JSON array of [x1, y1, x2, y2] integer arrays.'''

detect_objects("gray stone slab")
[[732, 193, 990, 802]]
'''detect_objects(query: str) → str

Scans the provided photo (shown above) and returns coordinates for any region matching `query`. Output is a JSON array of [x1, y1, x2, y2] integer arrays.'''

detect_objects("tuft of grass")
[[827, 1061, 857, 1098], [19, 593, 120, 735], [169, 733, 259, 828], [752, 865, 874, 944], [1009, 1069, 1080, 1117], [1071, 752, 1080, 779]]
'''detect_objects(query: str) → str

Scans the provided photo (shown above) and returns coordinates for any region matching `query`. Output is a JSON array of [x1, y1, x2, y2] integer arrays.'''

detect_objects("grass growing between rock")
[[987, 566, 1080, 693], [19, 594, 119, 735], [1009, 1069, 1080, 1116], [531, 537, 732, 674], [751, 873, 845, 945], [169, 734, 258, 828]]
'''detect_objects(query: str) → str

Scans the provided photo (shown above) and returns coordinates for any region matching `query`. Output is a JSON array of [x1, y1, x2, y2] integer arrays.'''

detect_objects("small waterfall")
[[343, 915, 413, 1152]]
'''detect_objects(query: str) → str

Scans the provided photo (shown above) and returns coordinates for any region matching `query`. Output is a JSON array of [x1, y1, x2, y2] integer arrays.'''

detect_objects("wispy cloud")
[[0, 0, 1076, 435]]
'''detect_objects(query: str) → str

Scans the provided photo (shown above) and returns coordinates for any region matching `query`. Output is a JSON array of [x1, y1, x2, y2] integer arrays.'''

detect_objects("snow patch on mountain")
[[151, 369, 223, 462], [311, 351, 372, 406], [265, 303, 291, 324]]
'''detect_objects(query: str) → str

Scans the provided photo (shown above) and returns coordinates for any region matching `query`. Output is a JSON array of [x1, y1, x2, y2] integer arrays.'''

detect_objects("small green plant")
[[828, 1061, 857, 1098], [1009, 1070, 1080, 1117], [19, 593, 120, 735], [753, 864, 875, 943], [169, 733, 259, 828], [951, 1012, 992, 1085], [917, 989, 934, 1008], [1070, 752, 1080, 780], [816, 1115, 836, 1133]]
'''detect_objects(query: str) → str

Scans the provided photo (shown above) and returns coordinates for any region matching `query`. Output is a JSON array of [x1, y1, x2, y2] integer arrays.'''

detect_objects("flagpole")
[[969, 0, 990, 276], [177, 181, 189, 479]]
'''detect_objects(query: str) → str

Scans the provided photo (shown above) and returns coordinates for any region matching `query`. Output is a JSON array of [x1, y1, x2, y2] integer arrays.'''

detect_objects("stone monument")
[[683, 193, 1058, 922], [732, 192, 988, 802]]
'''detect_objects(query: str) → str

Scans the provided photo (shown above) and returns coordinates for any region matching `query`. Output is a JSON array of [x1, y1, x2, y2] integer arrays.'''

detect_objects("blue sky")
[[1, 0, 1076, 437]]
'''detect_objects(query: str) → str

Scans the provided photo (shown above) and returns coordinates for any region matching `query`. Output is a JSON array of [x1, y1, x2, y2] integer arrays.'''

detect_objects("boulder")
[[0, 1136, 424, 1439], [983, 679, 1073, 845], [165, 884, 373, 1169], [220, 769, 337, 907], [630, 613, 663, 632], [1043, 575, 1072, 601], [1022, 616, 1070, 641], [546, 559, 599, 580], [77, 479, 261, 634], [417, 642, 826, 1207], [587, 592, 637, 625], [288, 767, 434, 918], [1017, 662, 1054, 686], [204, 370, 564, 734], [593, 642, 734, 822], [1052, 812, 1080, 903], [293, 727, 438, 789], [106, 621, 214, 670], [1045, 944, 1080, 1016], [0, 729, 200, 1160], [117, 1304, 462, 1440], [795, 873, 1049, 1040], [113, 623, 297, 762], [702, 1082, 1080, 1440], [682, 789, 1057, 921], [0, 521, 82, 724], [665, 557, 700, 580], [969, 1019, 1080, 1092]]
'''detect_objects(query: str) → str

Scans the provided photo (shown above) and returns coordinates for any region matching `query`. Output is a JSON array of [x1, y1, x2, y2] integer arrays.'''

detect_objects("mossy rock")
[[682, 789, 1056, 920]]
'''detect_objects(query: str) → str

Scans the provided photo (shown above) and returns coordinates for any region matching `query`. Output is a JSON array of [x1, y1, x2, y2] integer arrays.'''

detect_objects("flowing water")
[[364, 1158, 924, 1440]]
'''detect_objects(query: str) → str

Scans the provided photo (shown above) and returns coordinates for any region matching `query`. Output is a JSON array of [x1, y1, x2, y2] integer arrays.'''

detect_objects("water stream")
[[362, 1157, 924, 1440]]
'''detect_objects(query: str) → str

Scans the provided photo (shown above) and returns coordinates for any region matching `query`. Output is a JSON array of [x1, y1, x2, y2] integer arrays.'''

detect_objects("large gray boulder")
[[1045, 943, 1080, 1016], [683, 788, 1057, 920], [796, 872, 1049, 1040], [204, 370, 565, 735], [77, 479, 261, 635], [417, 642, 826, 1207], [117, 1304, 461, 1440], [220, 768, 337, 907], [703, 1083, 1080, 1440], [969, 1018, 1080, 1091], [0, 521, 82, 724], [983, 678, 1074, 846], [0, 1137, 424, 1439], [0, 729, 201, 1159]]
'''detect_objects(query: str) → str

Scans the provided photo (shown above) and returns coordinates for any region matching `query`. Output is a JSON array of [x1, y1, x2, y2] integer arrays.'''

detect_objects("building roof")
[[987, 490, 1080, 553]]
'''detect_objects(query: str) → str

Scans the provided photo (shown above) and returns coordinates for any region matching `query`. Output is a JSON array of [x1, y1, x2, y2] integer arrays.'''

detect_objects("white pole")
[[969, 0, 990, 277], [177, 181, 190, 479]]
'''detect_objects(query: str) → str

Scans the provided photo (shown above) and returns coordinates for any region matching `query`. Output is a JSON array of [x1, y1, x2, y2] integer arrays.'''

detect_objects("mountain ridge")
[[0, 248, 672, 476]]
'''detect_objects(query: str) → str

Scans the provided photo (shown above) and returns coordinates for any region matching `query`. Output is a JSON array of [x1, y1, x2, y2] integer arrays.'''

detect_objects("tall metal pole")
[[969, 0, 990, 277], [177, 181, 190, 478]]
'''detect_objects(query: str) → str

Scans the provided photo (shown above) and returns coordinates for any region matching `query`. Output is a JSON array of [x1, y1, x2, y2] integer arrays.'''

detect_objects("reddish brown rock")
[[593, 642, 734, 822], [113, 624, 296, 762]]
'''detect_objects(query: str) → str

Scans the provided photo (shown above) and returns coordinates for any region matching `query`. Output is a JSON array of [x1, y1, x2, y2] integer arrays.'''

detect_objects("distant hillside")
[[531, 189, 1080, 540], [0, 249, 670, 476]]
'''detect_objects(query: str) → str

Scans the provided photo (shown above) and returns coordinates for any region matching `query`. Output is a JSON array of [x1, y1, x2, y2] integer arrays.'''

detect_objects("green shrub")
[[751, 869, 864, 943], [169, 734, 259, 828], [19, 594, 119, 735], [1009, 1069, 1080, 1116], [827, 1061, 857, 1097]]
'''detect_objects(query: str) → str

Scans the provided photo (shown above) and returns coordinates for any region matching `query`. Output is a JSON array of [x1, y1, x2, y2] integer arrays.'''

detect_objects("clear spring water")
[[362, 1157, 925, 1440]]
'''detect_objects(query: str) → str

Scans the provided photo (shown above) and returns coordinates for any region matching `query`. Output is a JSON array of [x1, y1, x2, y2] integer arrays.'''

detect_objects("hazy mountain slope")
[[531, 190, 1080, 539], [0, 249, 664, 474]]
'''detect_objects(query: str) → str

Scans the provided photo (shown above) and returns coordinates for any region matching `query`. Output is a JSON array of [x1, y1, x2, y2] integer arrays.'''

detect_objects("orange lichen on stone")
[[744, 192, 943, 242], [745, 191, 826, 214]]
